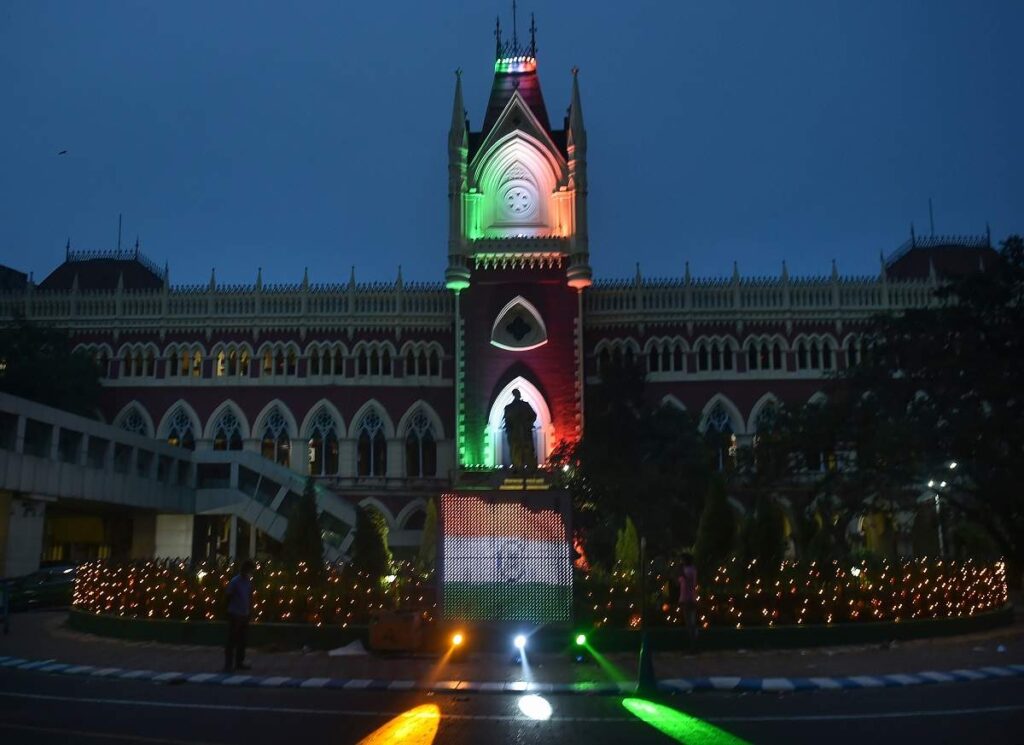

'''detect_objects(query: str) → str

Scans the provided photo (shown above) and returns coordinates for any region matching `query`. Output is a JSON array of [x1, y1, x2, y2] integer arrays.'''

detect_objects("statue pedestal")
[[455, 467, 555, 491]]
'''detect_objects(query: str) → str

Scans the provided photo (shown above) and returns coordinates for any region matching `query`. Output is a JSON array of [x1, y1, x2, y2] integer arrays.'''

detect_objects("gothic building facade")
[[0, 23, 996, 561]]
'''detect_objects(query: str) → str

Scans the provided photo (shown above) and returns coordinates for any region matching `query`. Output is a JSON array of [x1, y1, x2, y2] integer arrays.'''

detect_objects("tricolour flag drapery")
[[441, 493, 572, 622]]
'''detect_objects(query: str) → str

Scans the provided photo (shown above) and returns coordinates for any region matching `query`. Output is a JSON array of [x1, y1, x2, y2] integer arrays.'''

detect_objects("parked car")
[[4, 565, 77, 610]]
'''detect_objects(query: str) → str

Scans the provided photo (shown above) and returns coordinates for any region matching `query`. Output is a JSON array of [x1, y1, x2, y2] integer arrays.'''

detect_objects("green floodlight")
[[575, 633, 587, 646]]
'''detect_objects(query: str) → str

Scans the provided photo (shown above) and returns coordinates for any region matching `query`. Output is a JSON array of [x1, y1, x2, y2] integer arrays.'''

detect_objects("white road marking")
[[0, 690, 1019, 724]]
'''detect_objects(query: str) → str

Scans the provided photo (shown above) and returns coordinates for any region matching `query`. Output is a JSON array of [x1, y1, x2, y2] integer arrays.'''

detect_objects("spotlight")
[[513, 634, 527, 651], [575, 633, 587, 646], [451, 632, 464, 647]]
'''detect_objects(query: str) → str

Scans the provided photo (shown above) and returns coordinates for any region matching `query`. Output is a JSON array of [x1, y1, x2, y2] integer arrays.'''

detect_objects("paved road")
[[0, 666, 1022, 744]]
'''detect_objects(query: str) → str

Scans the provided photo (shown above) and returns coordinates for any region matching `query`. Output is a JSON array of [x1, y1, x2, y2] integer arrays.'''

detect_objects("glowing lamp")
[[575, 633, 587, 646], [451, 632, 464, 647], [513, 634, 527, 651]]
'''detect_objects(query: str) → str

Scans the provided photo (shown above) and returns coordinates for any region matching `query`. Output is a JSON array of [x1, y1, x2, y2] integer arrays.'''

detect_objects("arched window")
[[847, 338, 860, 367], [309, 348, 321, 376], [144, 350, 155, 377], [262, 349, 273, 376], [697, 345, 709, 371], [710, 343, 721, 371], [704, 402, 736, 472], [118, 407, 148, 436], [369, 349, 380, 376], [598, 348, 610, 374], [332, 347, 344, 376], [405, 350, 416, 377], [772, 343, 783, 370], [648, 347, 659, 373], [227, 349, 238, 376], [307, 407, 339, 476], [191, 350, 203, 377], [797, 342, 809, 370], [216, 350, 227, 377], [96, 350, 109, 377], [357, 349, 368, 377], [822, 341, 833, 370], [673, 345, 684, 372], [275, 350, 285, 376], [722, 343, 734, 370], [381, 349, 392, 376], [429, 350, 440, 377], [356, 409, 387, 477], [809, 341, 821, 369], [239, 348, 250, 376], [403, 508, 427, 530], [166, 408, 195, 450], [211, 408, 243, 451], [260, 408, 291, 466], [747, 345, 758, 371], [405, 409, 437, 478], [167, 348, 179, 376], [286, 349, 297, 376]]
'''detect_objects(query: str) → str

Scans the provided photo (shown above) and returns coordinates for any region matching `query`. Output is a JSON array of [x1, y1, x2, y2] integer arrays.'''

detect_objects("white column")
[[0, 496, 46, 577], [154, 515, 194, 560], [228, 515, 238, 559]]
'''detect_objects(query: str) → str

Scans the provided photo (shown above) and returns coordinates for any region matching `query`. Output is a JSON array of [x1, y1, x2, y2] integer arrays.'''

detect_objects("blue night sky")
[[1, 1, 1021, 286]]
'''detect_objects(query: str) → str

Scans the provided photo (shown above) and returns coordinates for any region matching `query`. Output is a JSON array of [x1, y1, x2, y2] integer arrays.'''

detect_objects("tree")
[[350, 505, 392, 582], [743, 494, 786, 568], [614, 516, 640, 573], [694, 475, 736, 571], [555, 358, 713, 567], [829, 236, 1024, 585], [281, 477, 325, 582], [415, 498, 438, 575], [0, 316, 101, 416]]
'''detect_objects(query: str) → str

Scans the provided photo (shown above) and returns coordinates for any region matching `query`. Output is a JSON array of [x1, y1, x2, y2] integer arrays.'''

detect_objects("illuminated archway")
[[486, 376, 553, 467]]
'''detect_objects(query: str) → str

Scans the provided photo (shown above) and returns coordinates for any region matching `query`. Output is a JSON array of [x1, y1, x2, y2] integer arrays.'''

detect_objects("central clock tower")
[[446, 14, 591, 472]]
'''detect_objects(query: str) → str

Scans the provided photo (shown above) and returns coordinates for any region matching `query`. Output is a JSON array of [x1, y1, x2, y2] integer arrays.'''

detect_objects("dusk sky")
[[1, 1, 1020, 286]]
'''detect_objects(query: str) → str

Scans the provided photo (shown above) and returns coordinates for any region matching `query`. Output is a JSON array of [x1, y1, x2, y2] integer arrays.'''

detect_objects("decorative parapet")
[[586, 272, 938, 324], [0, 280, 452, 332]]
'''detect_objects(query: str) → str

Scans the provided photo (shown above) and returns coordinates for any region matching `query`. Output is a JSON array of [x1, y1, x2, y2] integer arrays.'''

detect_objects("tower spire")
[[512, 0, 518, 50], [529, 12, 537, 57]]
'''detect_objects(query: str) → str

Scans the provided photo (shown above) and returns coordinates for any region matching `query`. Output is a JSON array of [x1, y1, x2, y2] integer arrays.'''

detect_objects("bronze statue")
[[503, 388, 537, 468]]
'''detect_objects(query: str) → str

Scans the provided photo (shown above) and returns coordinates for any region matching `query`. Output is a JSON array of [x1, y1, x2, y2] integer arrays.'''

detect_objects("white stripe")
[[661, 679, 695, 691], [918, 671, 956, 683], [978, 666, 1014, 677], [298, 677, 330, 688], [709, 676, 741, 690], [343, 679, 372, 689], [443, 536, 570, 586], [221, 675, 252, 686], [186, 673, 219, 683], [0, 691, 1020, 724], [387, 680, 415, 690], [950, 669, 987, 680], [475, 682, 505, 692], [808, 677, 843, 689], [761, 678, 795, 691], [91, 668, 123, 677], [259, 676, 291, 687], [119, 670, 154, 679]]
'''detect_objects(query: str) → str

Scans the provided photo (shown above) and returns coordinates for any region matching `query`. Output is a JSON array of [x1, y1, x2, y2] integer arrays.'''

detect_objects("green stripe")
[[443, 581, 572, 622]]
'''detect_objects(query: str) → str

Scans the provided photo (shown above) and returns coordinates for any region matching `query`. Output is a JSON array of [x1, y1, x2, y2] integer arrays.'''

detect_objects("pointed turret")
[[449, 69, 467, 149], [567, 66, 586, 149], [209, 268, 216, 291], [256, 267, 263, 290]]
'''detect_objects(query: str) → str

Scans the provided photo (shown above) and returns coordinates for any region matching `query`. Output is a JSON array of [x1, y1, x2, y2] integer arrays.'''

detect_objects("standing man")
[[224, 559, 255, 672], [678, 552, 699, 648], [503, 388, 538, 469]]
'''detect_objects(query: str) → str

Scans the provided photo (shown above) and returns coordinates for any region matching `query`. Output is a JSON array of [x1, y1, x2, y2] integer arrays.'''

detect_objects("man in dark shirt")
[[224, 559, 255, 672]]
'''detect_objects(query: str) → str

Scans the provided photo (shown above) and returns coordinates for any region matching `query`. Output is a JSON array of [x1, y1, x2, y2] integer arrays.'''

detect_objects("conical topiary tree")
[[415, 498, 438, 575], [694, 475, 736, 573], [281, 476, 325, 582], [614, 516, 640, 574], [351, 504, 392, 583]]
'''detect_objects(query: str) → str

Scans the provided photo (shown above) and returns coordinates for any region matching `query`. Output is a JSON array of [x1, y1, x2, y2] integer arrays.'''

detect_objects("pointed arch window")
[[332, 347, 345, 376], [797, 342, 809, 370], [429, 350, 440, 377], [356, 409, 387, 477], [772, 343, 783, 370], [211, 409, 243, 451], [704, 402, 736, 472], [166, 408, 195, 450], [307, 407, 339, 476], [118, 407, 148, 436], [260, 408, 291, 466], [309, 348, 321, 376], [673, 345, 684, 372], [405, 409, 437, 478], [648, 347, 659, 373]]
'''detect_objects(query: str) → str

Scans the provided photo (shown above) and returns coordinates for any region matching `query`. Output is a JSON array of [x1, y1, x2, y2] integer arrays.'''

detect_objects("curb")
[[2, 655, 1023, 695]]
